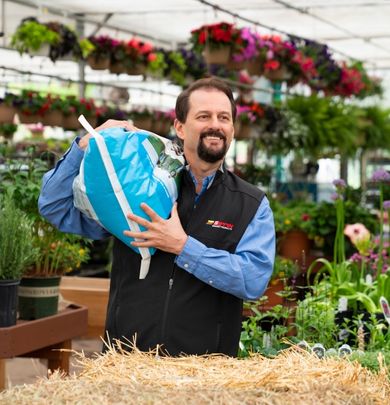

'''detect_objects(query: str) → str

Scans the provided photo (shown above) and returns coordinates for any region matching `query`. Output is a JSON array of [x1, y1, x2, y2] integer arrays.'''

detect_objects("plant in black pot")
[[0, 193, 37, 327]]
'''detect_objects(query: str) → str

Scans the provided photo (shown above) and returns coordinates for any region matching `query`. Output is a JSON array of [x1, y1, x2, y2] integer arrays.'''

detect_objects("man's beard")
[[197, 129, 227, 163]]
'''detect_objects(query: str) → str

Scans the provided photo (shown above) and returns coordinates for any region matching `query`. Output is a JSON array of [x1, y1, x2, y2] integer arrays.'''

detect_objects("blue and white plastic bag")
[[73, 115, 185, 279]]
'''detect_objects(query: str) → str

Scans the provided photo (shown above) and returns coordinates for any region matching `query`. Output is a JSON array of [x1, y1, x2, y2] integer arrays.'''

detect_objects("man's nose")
[[208, 115, 221, 129]]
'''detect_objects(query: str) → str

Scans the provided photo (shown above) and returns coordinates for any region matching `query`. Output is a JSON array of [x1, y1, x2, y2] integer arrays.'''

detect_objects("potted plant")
[[124, 38, 155, 76], [109, 40, 128, 74], [87, 35, 113, 70], [1, 155, 90, 320], [44, 21, 82, 62], [235, 102, 266, 140], [190, 22, 240, 65], [0, 123, 17, 141], [0, 193, 36, 327], [10, 17, 60, 57]]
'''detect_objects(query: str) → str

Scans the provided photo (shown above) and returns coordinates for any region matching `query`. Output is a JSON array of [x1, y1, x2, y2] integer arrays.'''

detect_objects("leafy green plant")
[[0, 123, 17, 140], [239, 303, 293, 357], [286, 95, 359, 158], [0, 193, 37, 280], [11, 18, 60, 54], [294, 292, 338, 348], [0, 154, 91, 277]]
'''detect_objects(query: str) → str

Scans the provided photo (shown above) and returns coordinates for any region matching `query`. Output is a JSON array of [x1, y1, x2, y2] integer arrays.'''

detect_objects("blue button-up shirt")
[[38, 139, 275, 300]]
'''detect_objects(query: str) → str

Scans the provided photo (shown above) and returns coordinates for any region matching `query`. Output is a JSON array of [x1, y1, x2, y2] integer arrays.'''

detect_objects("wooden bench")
[[0, 304, 87, 390]]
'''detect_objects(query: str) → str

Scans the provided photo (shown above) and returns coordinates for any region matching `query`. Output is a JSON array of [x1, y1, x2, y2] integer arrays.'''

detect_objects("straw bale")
[[1, 344, 389, 405]]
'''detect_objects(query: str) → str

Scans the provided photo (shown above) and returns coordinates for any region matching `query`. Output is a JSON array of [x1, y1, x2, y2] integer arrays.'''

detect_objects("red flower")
[[264, 60, 280, 71]]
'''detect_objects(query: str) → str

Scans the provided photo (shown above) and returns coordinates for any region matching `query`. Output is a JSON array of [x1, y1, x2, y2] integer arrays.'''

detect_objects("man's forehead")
[[188, 89, 231, 112]]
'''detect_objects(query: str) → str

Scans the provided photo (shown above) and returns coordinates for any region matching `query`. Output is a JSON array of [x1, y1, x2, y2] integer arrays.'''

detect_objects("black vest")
[[105, 169, 264, 356]]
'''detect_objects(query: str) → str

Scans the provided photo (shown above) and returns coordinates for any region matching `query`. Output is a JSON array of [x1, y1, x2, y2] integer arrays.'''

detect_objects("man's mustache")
[[200, 129, 226, 140]]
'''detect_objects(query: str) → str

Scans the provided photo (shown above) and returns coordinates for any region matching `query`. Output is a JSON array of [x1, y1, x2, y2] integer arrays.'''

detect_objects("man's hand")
[[78, 119, 138, 150], [123, 203, 188, 256]]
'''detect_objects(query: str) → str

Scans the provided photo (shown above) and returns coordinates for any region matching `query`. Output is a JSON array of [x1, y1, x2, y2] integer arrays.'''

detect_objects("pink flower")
[[344, 223, 370, 244]]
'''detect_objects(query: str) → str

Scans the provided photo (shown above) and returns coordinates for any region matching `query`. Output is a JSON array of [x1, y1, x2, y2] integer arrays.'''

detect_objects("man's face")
[[175, 88, 235, 165]]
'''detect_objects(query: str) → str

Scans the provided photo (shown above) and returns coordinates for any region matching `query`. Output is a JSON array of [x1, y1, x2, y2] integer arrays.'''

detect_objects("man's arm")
[[38, 138, 110, 240], [175, 197, 275, 300], [125, 197, 275, 300]]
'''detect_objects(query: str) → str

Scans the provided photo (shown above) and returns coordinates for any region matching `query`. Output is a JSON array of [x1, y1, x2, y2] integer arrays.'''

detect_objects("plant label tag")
[[338, 297, 348, 312], [379, 296, 390, 325], [365, 274, 373, 285]]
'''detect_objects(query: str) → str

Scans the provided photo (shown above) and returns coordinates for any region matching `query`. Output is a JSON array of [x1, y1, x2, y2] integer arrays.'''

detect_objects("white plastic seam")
[[78, 115, 151, 279]]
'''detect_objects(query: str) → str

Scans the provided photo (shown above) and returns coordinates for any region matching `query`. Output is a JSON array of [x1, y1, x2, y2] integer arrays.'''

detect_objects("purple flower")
[[383, 200, 390, 210], [371, 168, 390, 183], [333, 179, 346, 191], [331, 192, 343, 201]]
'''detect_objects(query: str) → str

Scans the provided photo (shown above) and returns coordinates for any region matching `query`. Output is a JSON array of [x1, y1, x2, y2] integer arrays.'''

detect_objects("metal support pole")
[[75, 15, 85, 99]]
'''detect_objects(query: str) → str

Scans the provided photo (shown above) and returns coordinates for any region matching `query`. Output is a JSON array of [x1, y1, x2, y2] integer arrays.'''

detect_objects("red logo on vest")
[[206, 219, 234, 231]]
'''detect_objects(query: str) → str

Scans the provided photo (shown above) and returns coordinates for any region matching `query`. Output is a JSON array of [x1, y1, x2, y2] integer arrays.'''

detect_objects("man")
[[39, 77, 275, 357]]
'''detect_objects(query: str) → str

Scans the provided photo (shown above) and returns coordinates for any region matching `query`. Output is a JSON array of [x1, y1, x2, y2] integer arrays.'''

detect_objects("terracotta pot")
[[87, 55, 110, 70], [203, 45, 231, 65], [0, 105, 17, 123], [279, 229, 311, 262], [263, 65, 291, 82]]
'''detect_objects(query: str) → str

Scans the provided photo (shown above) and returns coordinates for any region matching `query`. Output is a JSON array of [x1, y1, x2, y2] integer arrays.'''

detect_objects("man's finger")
[[127, 212, 151, 228], [140, 203, 161, 222]]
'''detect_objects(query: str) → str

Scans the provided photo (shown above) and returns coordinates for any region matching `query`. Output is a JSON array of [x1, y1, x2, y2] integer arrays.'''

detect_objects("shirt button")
[[209, 280, 213, 284], [184, 263, 189, 268]]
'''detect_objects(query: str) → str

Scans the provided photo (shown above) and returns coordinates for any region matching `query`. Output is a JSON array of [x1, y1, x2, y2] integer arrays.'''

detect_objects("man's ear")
[[174, 118, 185, 140]]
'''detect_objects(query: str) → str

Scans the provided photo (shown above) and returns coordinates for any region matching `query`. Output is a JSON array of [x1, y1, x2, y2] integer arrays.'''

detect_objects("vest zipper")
[[160, 264, 176, 342]]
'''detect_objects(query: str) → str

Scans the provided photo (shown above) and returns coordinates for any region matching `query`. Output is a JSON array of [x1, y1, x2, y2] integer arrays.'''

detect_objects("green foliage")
[[349, 351, 390, 375], [0, 193, 37, 280], [357, 106, 390, 150], [235, 163, 273, 186], [294, 293, 338, 348], [0, 123, 17, 139], [239, 303, 293, 357], [287, 95, 359, 158], [11, 19, 60, 54], [78, 38, 95, 59], [0, 154, 91, 276]]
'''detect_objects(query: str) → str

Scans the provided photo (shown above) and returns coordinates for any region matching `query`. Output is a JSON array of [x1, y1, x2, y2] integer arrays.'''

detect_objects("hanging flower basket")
[[203, 44, 231, 65], [0, 104, 17, 124], [87, 55, 110, 70], [264, 65, 291, 82]]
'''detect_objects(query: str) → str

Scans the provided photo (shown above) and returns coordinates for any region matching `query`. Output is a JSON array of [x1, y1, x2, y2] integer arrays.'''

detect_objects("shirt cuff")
[[64, 137, 85, 166], [175, 236, 206, 274]]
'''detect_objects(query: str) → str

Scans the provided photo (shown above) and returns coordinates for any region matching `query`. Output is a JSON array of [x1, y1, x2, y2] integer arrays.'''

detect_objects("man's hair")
[[175, 77, 236, 124]]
